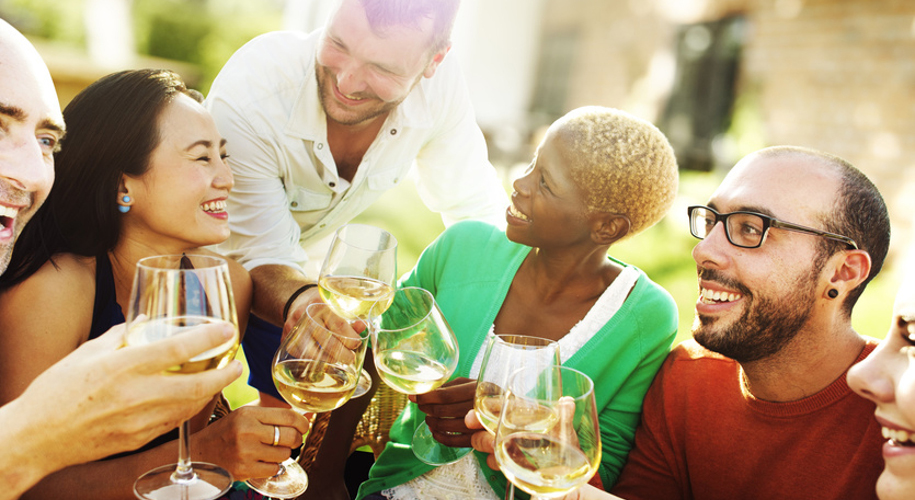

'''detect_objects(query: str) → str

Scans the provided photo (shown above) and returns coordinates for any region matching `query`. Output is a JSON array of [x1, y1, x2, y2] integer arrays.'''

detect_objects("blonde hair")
[[555, 106, 678, 239]]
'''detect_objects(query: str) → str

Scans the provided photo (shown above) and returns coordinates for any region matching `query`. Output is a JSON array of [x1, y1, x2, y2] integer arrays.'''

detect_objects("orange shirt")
[[611, 340, 883, 500]]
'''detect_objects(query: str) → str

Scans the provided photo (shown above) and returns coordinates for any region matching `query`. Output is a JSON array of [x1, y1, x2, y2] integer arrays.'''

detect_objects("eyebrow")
[[707, 202, 778, 219], [185, 138, 228, 150], [0, 101, 66, 137]]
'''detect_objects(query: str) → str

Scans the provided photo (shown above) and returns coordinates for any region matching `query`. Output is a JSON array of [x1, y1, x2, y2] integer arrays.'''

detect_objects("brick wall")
[[539, 0, 915, 263]]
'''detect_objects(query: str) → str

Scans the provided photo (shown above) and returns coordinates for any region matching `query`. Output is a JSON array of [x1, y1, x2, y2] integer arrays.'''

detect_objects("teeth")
[[0, 205, 19, 218], [700, 288, 742, 304], [883, 427, 915, 446], [509, 203, 530, 222], [202, 200, 226, 213]]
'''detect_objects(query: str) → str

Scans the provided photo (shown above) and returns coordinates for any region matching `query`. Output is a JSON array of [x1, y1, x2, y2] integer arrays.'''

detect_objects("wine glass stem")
[[504, 482, 515, 500], [173, 420, 196, 484]]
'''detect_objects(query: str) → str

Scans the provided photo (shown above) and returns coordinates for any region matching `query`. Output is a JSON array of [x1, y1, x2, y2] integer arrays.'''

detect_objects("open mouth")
[[884, 427, 915, 447], [0, 205, 19, 234], [699, 288, 742, 304], [201, 200, 226, 214], [508, 202, 530, 222]]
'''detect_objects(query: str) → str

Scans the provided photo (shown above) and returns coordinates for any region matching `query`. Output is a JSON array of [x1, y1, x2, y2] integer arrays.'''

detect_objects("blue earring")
[[118, 195, 131, 214]]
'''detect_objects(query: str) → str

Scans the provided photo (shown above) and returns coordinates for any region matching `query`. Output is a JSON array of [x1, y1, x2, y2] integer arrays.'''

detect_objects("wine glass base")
[[412, 422, 472, 466], [134, 462, 233, 500], [245, 458, 309, 499]]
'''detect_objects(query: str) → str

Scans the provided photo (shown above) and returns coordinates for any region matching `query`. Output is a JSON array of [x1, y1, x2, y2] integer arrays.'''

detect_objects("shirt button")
[[291, 201, 298, 207], [329, 182, 336, 188], [319, 224, 326, 228], [317, 143, 324, 150], [390, 129, 397, 135]]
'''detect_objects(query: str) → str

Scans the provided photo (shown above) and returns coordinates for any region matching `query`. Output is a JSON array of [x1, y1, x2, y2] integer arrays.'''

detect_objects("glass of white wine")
[[246, 302, 369, 498], [370, 286, 467, 465], [318, 223, 397, 397], [475, 335, 560, 499], [126, 254, 240, 500], [495, 365, 601, 500]]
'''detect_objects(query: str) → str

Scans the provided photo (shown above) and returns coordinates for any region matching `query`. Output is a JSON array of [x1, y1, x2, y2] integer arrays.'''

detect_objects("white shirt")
[[205, 30, 508, 273]]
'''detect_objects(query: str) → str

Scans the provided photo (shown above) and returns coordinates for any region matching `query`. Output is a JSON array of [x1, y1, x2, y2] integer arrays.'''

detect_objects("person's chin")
[[876, 470, 915, 500]]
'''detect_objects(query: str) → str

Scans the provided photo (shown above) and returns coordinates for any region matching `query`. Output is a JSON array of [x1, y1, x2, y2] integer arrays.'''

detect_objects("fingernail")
[[222, 324, 236, 340]]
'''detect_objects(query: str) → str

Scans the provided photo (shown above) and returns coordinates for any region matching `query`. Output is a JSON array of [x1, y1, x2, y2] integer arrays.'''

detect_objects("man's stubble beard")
[[691, 261, 823, 363]]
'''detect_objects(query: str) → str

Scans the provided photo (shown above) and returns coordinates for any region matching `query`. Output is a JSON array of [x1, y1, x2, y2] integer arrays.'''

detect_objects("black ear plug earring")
[[827, 289, 839, 299]]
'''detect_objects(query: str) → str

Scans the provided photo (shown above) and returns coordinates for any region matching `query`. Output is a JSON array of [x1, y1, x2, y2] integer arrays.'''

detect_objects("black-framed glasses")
[[687, 205, 858, 250]]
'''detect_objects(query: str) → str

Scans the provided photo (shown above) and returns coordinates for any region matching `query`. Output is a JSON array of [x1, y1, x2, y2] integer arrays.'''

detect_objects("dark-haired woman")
[[0, 69, 308, 498]]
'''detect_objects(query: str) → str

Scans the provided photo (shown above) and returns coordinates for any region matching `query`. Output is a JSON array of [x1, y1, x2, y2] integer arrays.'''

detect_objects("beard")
[[315, 63, 415, 127], [692, 264, 822, 363]]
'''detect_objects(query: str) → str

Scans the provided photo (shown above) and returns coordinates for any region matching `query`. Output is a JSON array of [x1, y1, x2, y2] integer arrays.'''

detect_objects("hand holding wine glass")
[[318, 223, 397, 397], [371, 286, 470, 464], [245, 302, 370, 498], [125, 254, 240, 500], [495, 366, 601, 500]]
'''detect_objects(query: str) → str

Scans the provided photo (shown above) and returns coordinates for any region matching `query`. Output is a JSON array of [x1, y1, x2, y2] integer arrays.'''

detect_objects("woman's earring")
[[827, 288, 839, 299], [118, 195, 131, 214]]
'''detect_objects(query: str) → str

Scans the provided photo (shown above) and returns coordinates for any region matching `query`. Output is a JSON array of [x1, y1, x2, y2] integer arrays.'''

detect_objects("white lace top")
[[381, 266, 639, 500]]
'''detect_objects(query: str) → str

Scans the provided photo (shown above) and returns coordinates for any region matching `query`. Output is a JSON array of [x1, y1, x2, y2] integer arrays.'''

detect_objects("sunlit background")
[[4, 0, 914, 404]]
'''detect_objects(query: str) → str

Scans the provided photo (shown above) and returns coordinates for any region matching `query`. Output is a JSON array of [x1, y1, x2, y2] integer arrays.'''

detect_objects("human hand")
[[411, 377, 476, 448], [192, 406, 311, 481], [465, 409, 499, 469], [284, 286, 339, 339], [14, 321, 241, 472]]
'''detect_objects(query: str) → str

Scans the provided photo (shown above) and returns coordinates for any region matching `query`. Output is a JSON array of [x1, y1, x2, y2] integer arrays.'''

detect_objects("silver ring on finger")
[[272, 425, 281, 447]]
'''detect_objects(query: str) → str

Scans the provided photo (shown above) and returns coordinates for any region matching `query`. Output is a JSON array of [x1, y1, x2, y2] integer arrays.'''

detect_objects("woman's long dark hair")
[[0, 69, 200, 290]]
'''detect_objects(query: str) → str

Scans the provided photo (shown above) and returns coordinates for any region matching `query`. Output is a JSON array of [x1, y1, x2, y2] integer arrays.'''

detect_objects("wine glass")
[[318, 223, 397, 397], [245, 302, 370, 498], [370, 286, 468, 465], [494, 366, 601, 499], [125, 254, 240, 500], [475, 335, 560, 499]]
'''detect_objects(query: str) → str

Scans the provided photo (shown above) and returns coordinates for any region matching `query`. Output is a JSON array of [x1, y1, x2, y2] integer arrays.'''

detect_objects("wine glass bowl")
[[318, 223, 397, 322], [274, 302, 369, 413], [125, 254, 239, 500], [475, 335, 560, 435], [370, 287, 458, 396], [495, 366, 601, 500]]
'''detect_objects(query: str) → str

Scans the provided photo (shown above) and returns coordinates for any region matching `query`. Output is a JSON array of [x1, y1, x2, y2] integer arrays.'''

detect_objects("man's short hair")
[[359, 0, 460, 52], [753, 146, 890, 315]]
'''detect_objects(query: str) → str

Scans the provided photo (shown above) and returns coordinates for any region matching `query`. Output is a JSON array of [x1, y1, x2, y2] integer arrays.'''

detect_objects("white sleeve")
[[412, 57, 509, 229], [206, 93, 309, 274]]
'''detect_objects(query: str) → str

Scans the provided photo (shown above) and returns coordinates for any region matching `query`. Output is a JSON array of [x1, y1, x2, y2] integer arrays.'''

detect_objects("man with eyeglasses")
[[604, 146, 888, 499]]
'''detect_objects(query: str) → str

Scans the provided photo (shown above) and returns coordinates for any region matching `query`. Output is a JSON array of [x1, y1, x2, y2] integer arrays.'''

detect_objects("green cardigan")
[[356, 221, 677, 499]]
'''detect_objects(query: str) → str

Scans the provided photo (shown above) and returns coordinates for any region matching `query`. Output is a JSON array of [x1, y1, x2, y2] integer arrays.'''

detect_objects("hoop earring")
[[118, 195, 131, 214], [827, 288, 839, 299]]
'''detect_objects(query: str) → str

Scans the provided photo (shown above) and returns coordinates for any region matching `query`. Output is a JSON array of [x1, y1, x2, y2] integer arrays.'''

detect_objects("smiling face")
[[122, 94, 232, 250], [0, 23, 62, 274], [506, 126, 593, 250], [848, 312, 915, 500], [690, 153, 840, 362], [315, 0, 446, 127]]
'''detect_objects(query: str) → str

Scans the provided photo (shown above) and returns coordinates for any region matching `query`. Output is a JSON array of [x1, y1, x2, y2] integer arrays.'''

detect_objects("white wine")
[[501, 401, 559, 433], [273, 359, 358, 413], [125, 316, 238, 374], [319, 275, 394, 320], [375, 350, 452, 395], [497, 433, 597, 498], [474, 381, 505, 434]]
